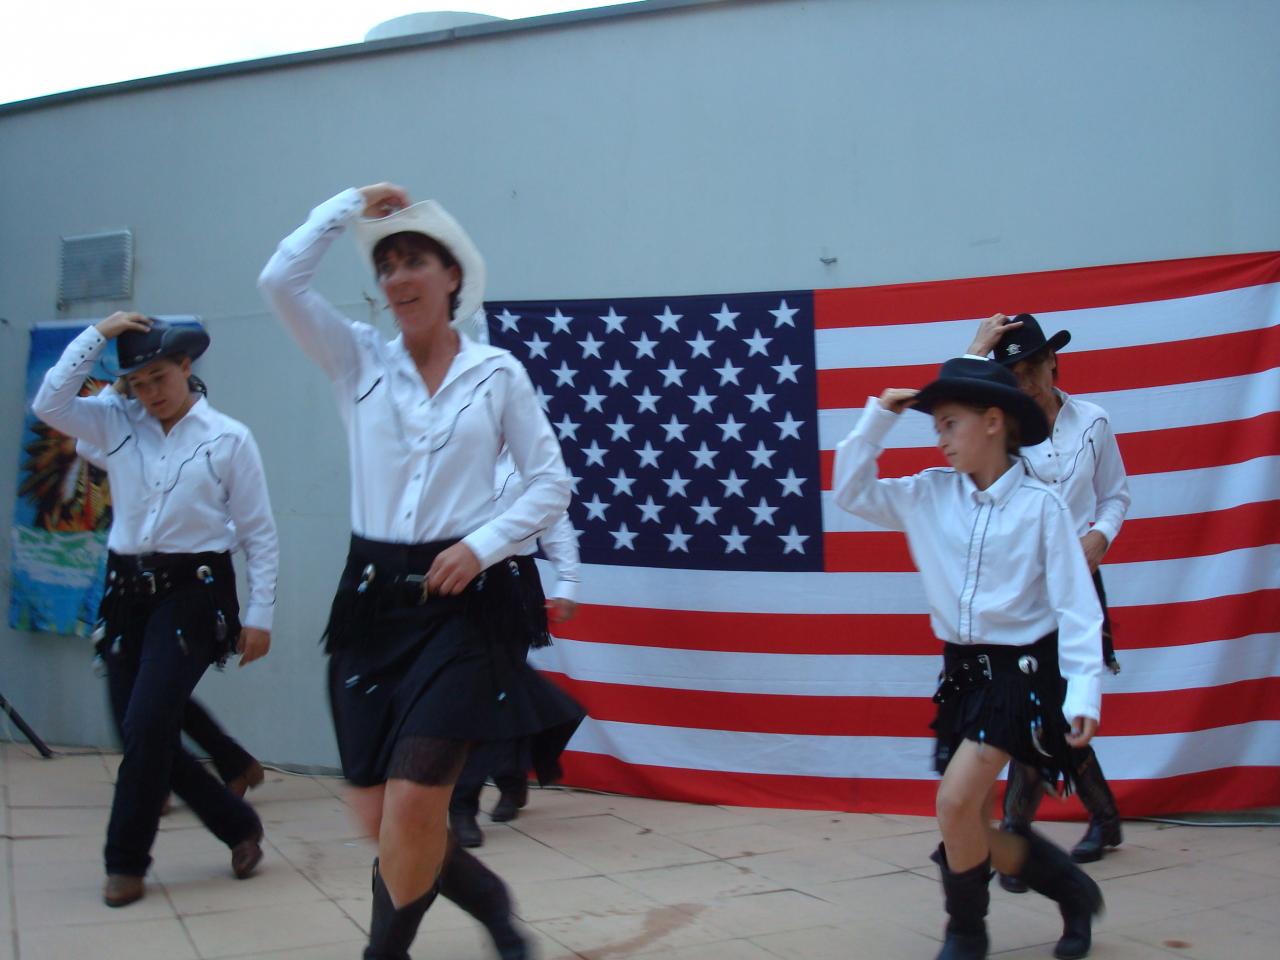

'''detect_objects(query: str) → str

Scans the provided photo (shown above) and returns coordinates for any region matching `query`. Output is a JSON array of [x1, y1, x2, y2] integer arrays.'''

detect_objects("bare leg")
[[935, 739, 1011, 871], [379, 779, 452, 907]]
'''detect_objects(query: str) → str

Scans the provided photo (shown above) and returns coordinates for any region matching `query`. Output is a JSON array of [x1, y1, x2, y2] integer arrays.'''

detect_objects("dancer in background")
[[833, 356, 1105, 959], [33, 314, 276, 908], [966, 313, 1128, 880]]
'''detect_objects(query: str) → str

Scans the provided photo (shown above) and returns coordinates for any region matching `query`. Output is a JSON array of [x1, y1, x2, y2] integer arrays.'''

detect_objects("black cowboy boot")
[[1069, 749, 1122, 863], [930, 845, 991, 960], [997, 763, 1043, 893], [440, 845, 529, 960], [365, 859, 438, 960], [1016, 830, 1104, 959]]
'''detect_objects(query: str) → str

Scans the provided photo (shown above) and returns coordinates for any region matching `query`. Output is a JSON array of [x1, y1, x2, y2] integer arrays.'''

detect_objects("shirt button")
[[404, 511, 412, 519], [413, 474, 421, 480]]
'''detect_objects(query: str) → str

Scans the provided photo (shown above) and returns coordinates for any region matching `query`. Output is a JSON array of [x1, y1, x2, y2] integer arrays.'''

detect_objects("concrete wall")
[[2, 0, 1278, 769]]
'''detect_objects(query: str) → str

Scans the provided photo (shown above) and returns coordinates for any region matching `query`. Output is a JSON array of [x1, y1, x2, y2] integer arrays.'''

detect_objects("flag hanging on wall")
[[489, 251, 1280, 817]]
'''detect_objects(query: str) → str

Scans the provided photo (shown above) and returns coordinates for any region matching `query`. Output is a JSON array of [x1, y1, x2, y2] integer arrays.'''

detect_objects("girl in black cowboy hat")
[[260, 184, 582, 960], [31, 312, 278, 908], [833, 357, 1106, 960], [967, 313, 1130, 881]]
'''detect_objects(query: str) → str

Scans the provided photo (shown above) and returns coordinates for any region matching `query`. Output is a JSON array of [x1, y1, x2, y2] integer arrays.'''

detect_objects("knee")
[[382, 780, 450, 835], [935, 784, 978, 831], [347, 785, 386, 838]]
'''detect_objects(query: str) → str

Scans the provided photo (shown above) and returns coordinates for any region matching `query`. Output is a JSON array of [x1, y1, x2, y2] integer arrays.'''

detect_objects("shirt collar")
[[962, 458, 1025, 507], [390, 331, 509, 390]]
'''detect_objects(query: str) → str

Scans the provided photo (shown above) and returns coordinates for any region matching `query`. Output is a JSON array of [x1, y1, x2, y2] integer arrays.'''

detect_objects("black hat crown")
[[910, 356, 1050, 446], [994, 313, 1071, 366], [116, 319, 210, 375]]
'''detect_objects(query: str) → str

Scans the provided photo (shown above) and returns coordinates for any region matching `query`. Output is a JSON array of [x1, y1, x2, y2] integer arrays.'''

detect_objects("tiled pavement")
[[3, 743, 1278, 959]]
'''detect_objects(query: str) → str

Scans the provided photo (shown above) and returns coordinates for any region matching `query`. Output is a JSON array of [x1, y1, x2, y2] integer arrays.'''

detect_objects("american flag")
[[490, 251, 1280, 817]]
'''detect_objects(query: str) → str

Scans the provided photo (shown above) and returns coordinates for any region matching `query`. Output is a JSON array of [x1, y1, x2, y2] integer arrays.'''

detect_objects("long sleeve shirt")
[[832, 397, 1104, 723], [258, 188, 570, 566], [1021, 389, 1130, 544], [32, 327, 279, 630], [492, 454, 581, 600]]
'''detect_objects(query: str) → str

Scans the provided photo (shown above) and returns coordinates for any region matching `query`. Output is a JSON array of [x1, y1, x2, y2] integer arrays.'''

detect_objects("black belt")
[[106, 551, 231, 599]]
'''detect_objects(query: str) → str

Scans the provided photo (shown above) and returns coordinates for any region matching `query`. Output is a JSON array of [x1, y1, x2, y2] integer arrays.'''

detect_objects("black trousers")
[[102, 590, 259, 876], [183, 698, 256, 785], [450, 737, 531, 816]]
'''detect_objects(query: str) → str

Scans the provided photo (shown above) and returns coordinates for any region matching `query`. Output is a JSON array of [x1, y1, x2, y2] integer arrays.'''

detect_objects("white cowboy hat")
[[353, 199, 486, 328]]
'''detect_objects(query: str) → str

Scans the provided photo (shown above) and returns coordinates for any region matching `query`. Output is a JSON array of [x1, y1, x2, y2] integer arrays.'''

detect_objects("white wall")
[[2, 0, 1278, 768]]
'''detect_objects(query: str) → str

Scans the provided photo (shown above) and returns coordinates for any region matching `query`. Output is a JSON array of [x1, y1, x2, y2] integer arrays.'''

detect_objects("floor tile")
[[183, 900, 363, 958], [20, 917, 197, 960]]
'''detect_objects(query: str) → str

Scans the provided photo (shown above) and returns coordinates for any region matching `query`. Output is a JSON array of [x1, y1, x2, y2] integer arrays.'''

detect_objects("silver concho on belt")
[[1018, 654, 1039, 675]]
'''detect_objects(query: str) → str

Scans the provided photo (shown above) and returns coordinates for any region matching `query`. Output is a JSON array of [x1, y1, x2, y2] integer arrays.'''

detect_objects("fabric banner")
[[490, 251, 1280, 817], [10, 323, 115, 636]]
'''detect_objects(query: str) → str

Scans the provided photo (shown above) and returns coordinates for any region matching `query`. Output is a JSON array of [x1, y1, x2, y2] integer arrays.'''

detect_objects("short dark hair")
[[372, 231, 462, 318]]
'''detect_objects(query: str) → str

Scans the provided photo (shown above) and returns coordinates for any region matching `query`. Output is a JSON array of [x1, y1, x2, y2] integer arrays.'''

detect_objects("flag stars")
[[659, 360, 686, 387], [554, 414, 580, 441], [775, 412, 804, 440], [686, 331, 714, 358], [721, 526, 749, 554], [494, 308, 520, 332], [748, 497, 779, 526], [664, 524, 692, 552], [661, 415, 688, 442], [689, 386, 717, 414], [770, 299, 799, 327], [524, 333, 550, 359], [607, 415, 634, 442], [546, 308, 573, 334], [780, 525, 809, 554], [608, 469, 636, 497], [745, 384, 775, 412], [719, 470, 747, 498], [771, 355, 801, 383], [747, 441, 776, 469], [578, 332, 604, 359], [689, 442, 718, 470], [611, 523, 638, 550], [711, 303, 739, 330], [691, 497, 720, 525], [635, 441, 662, 469], [655, 305, 683, 332], [717, 414, 745, 442], [636, 496, 665, 524], [777, 468, 806, 497], [605, 361, 631, 388], [743, 329, 773, 357], [551, 361, 577, 387], [714, 358, 743, 386], [633, 386, 660, 413], [580, 386, 606, 413], [533, 386, 551, 411], [583, 494, 610, 521], [663, 470, 691, 498], [631, 332, 658, 359], [600, 307, 627, 334], [582, 440, 608, 467]]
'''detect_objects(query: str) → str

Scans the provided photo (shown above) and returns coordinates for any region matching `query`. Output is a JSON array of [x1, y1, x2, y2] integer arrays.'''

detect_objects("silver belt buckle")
[[141, 571, 157, 596], [976, 654, 992, 680], [196, 564, 214, 585]]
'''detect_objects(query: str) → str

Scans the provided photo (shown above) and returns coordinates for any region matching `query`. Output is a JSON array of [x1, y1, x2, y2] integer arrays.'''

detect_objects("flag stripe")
[[821, 499, 1280, 572], [816, 324, 1280, 408], [565, 717, 1280, 782], [533, 633, 1280, 700], [812, 252, 1280, 329], [547, 589, 1280, 656], [547, 673, 1280, 739], [817, 412, 1280, 485], [560, 751, 1280, 818]]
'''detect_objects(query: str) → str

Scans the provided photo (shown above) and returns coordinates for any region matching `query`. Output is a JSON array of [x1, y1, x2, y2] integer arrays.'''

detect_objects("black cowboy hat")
[[910, 356, 1049, 446], [116, 318, 210, 375], [993, 313, 1071, 367]]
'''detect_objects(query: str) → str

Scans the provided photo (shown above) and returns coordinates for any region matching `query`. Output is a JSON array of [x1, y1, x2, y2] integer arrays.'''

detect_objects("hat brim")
[[116, 327, 210, 375], [995, 329, 1071, 367], [353, 199, 487, 329], [910, 377, 1049, 446]]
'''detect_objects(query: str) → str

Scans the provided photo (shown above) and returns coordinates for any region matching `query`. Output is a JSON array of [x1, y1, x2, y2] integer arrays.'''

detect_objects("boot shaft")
[[364, 860, 438, 960]]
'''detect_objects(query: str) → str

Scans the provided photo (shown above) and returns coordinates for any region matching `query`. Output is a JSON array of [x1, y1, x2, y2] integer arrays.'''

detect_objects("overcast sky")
[[1, 1, 631, 105]]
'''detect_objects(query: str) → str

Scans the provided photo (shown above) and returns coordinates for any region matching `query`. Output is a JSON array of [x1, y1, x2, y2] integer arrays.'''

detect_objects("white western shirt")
[[493, 454, 581, 601], [833, 397, 1103, 723], [258, 189, 570, 565], [1021, 389, 1130, 544], [31, 327, 279, 630]]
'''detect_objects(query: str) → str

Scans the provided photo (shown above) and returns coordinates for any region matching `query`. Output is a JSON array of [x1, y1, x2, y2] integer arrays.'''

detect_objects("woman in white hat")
[[259, 184, 580, 960], [31, 313, 277, 908]]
